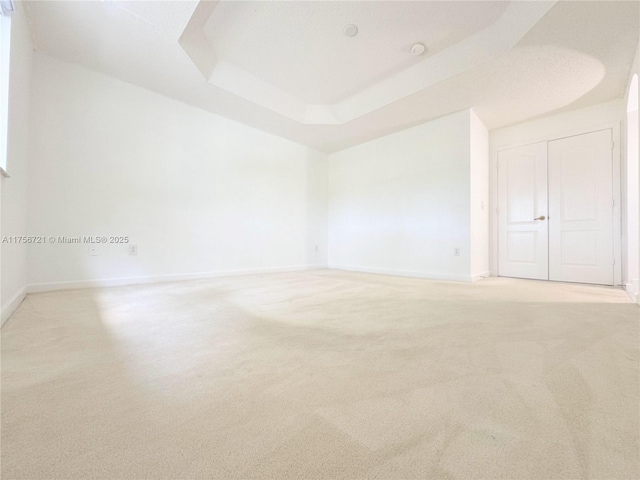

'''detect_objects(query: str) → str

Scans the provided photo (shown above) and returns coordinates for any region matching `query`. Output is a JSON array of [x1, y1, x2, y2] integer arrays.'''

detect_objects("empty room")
[[1, 0, 639, 478]]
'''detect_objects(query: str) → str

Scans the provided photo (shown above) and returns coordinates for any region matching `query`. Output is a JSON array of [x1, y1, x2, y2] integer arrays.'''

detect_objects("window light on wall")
[[0, 0, 14, 177], [628, 74, 638, 113]]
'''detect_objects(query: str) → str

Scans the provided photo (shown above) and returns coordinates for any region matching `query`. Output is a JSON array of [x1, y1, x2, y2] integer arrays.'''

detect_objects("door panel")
[[498, 142, 548, 280], [548, 130, 613, 285]]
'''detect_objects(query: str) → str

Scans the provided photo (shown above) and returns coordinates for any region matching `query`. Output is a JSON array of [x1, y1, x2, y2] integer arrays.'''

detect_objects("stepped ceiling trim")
[[180, 1, 556, 125]]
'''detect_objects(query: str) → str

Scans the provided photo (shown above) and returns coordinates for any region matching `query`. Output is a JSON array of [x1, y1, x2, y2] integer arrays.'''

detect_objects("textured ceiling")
[[24, 1, 640, 152], [181, 1, 553, 124], [203, 1, 509, 104]]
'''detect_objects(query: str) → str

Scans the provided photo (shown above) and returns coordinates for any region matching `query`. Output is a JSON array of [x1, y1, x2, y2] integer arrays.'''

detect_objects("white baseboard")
[[27, 264, 329, 294], [471, 271, 491, 283], [625, 278, 639, 305], [1, 287, 27, 327], [328, 264, 473, 282]]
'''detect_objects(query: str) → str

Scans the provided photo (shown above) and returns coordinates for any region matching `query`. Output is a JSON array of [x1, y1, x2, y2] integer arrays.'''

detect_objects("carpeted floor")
[[1, 269, 638, 479]]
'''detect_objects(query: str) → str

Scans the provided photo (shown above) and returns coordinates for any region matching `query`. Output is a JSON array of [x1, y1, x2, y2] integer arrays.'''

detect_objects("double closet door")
[[498, 129, 614, 285]]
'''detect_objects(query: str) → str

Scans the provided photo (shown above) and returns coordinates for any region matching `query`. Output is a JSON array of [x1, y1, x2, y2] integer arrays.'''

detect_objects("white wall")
[[470, 110, 489, 279], [625, 40, 639, 303], [27, 53, 327, 290], [627, 106, 638, 300], [1, 2, 33, 325], [328, 109, 482, 282], [489, 100, 624, 283]]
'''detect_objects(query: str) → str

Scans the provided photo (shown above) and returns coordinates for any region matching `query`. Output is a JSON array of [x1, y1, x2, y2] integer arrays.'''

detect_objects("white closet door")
[[498, 142, 549, 280], [548, 129, 614, 285]]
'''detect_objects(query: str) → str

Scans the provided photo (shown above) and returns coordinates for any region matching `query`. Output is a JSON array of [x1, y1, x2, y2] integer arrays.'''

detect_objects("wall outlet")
[[88, 245, 98, 256], [128, 244, 138, 256], [315, 245, 319, 252], [454, 247, 460, 256]]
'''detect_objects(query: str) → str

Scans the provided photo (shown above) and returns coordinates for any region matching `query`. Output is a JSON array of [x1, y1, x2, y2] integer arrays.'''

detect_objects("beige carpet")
[[1, 270, 638, 479]]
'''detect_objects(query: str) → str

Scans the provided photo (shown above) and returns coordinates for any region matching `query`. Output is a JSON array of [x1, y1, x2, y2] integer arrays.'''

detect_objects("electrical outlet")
[[454, 247, 460, 256], [88, 245, 98, 256], [128, 244, 138, 256], [315, 245, 319, 252]]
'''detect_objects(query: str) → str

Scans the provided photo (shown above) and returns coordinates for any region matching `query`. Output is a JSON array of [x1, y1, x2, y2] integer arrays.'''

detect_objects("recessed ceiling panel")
[[203, 1, 510, 105], [180, 0, 558, 124]]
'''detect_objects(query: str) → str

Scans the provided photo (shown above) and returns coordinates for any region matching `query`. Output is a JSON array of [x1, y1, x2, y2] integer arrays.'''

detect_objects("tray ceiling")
[[24, 1, 640, 152]]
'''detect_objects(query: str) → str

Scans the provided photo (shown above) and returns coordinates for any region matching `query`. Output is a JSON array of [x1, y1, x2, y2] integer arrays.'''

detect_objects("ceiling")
[[203, 2, 509, 105], [24, 1, 640, 152]]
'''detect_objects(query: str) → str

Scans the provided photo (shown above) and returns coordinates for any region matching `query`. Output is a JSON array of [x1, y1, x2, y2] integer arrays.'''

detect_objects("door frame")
[[490, 121, 622, 285]]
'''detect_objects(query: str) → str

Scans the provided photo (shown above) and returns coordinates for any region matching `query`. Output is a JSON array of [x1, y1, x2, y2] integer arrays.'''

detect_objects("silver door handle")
[[534, 215, 546, 221]]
